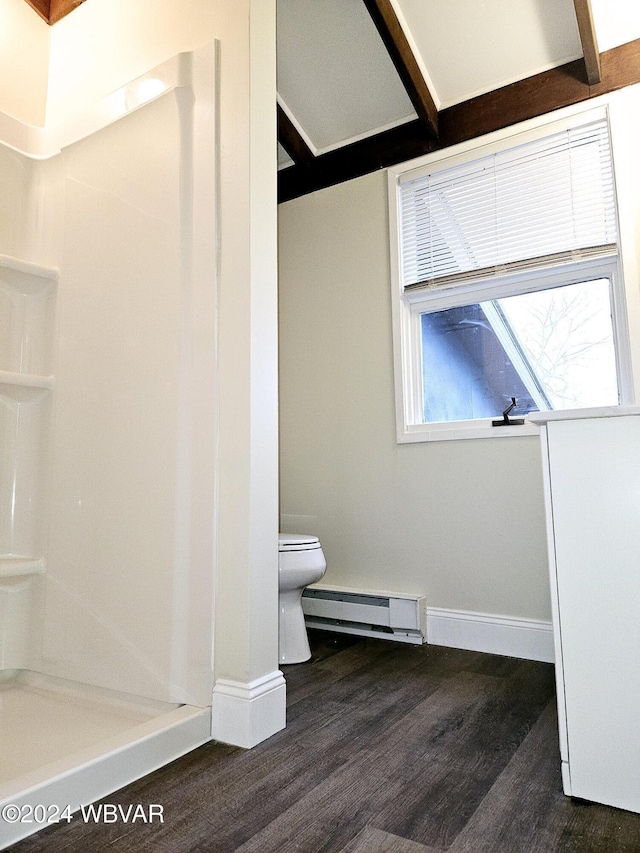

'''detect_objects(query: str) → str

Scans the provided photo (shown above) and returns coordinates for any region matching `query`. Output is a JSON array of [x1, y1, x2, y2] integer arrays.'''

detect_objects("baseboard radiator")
[[302, 584, 426, 645]]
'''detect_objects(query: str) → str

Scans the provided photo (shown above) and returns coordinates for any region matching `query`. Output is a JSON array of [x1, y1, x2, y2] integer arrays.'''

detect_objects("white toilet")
[[278, 533, 326, 664]]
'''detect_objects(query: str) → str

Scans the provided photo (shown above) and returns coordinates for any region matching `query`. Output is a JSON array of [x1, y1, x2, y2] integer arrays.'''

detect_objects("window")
[[389, 110, 633, 442]]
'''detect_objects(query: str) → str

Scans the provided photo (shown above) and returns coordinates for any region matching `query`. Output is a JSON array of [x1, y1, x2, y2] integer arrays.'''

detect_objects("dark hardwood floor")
[[10, 630, 640, 852]]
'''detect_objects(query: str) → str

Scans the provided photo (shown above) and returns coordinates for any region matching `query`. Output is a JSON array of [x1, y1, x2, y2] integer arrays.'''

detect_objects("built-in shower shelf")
[[0, 371, 53, 401], [0, 557, 45, 579], [0, 255, 58, 293]]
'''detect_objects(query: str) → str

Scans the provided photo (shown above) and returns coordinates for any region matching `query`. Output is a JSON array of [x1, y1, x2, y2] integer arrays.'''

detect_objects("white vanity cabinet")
[[531, 406, 640, 814]]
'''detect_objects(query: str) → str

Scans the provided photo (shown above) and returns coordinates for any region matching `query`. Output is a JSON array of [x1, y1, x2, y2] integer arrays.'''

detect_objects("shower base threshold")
[[0, 671, 211, 849]]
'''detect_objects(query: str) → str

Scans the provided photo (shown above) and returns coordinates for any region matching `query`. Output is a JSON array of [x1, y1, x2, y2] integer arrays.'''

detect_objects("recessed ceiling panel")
[[277, 0, 416, 153], [278, 143, 293, 170], [590, 0, 640, 52], [397, 0, 582, 108]]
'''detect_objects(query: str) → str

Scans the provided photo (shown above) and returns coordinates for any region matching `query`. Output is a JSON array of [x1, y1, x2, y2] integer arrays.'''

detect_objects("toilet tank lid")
[[278, 533, 321, 551]]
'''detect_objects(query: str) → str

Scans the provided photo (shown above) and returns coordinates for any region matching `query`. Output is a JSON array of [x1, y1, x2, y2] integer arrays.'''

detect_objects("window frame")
[[388, 107, 635, 444]]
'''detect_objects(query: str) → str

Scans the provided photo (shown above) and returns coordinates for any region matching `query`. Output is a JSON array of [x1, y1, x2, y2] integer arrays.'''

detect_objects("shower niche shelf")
[[0, 557, 45, 580], [0, 372, 53, 399], [0, 254, 56, 597]]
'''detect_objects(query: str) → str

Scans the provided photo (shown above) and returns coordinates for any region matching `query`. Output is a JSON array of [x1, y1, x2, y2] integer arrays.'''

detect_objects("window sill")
[[398, 419, 541, 443]]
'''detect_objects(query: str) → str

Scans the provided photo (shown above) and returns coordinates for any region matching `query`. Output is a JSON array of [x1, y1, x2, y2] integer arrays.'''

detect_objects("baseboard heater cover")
[[302, 584, 426, 644]]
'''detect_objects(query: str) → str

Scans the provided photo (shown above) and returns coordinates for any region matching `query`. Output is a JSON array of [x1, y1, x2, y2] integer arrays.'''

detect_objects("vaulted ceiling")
[[18, 0, 640, 205], [277, 0, 640, 202]]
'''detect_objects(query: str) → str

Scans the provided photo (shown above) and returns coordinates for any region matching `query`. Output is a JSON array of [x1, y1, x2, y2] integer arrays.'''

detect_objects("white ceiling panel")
[[278, 143, 293, 170], [590, 0, 640, 52], [277, 0, 416, 153], [397, 0, 583, 109]]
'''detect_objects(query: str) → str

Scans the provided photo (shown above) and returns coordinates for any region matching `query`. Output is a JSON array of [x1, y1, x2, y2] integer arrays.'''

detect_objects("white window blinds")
[[398, 119, 618, 289]]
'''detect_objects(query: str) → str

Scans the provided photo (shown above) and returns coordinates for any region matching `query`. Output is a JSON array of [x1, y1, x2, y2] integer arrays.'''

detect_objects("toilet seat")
[[278, 534, 321, 552]]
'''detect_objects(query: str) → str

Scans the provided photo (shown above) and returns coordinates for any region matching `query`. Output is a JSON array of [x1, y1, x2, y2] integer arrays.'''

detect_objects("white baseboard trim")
[[426, 607, 555, 663], [211, 670, 286, 748]]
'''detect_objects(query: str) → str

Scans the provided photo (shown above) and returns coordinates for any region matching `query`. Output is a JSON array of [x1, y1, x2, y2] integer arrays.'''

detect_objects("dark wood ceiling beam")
[[277, 104, 315, 168], [440, 36, 640, 147], [279, 37, 640, 204], [573, 0, 601, 85], [362, 0, 438, 139], [49, 0, 88, 24], [439, 59, 588, 147], [22, 0, 88, 24], [23, 0, 50, 22], [279, 119, 431, 202]]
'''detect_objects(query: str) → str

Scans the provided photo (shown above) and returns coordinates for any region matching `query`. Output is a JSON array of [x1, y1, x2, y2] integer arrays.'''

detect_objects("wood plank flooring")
[[10, 630, 640, 852]]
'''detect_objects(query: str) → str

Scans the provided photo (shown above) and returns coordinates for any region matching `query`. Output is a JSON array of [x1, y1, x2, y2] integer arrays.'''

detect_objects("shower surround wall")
[[34, 51, 215, 705], [0, 46, 218, 846], [39, 76, 216, 706]]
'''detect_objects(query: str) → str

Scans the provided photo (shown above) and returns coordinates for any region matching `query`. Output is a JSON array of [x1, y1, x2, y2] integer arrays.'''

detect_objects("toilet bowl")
[[278, 533, 326, 664]]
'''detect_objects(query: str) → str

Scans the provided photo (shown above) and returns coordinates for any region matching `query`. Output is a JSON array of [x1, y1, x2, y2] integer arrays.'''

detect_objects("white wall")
[[0, 0, 49, 126], [278, 87, 640, 623], [46, 0, 216, 123]]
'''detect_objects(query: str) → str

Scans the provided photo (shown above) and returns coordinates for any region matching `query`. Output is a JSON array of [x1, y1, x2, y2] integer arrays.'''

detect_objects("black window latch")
[[492, 397, 525, 427]]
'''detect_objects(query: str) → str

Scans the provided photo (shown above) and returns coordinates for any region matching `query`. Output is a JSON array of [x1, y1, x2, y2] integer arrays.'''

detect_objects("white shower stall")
[[0, 43, 218, 848]]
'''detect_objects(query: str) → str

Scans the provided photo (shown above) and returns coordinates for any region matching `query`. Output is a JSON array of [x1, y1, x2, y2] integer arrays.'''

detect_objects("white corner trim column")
[[212, 0, 282, 749], [211, 671, 286, 748]]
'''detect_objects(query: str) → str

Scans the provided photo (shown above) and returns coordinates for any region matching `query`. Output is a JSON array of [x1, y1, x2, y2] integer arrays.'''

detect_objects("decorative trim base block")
[[426, 607, 554, 663], [211, 670, 286, 748]]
